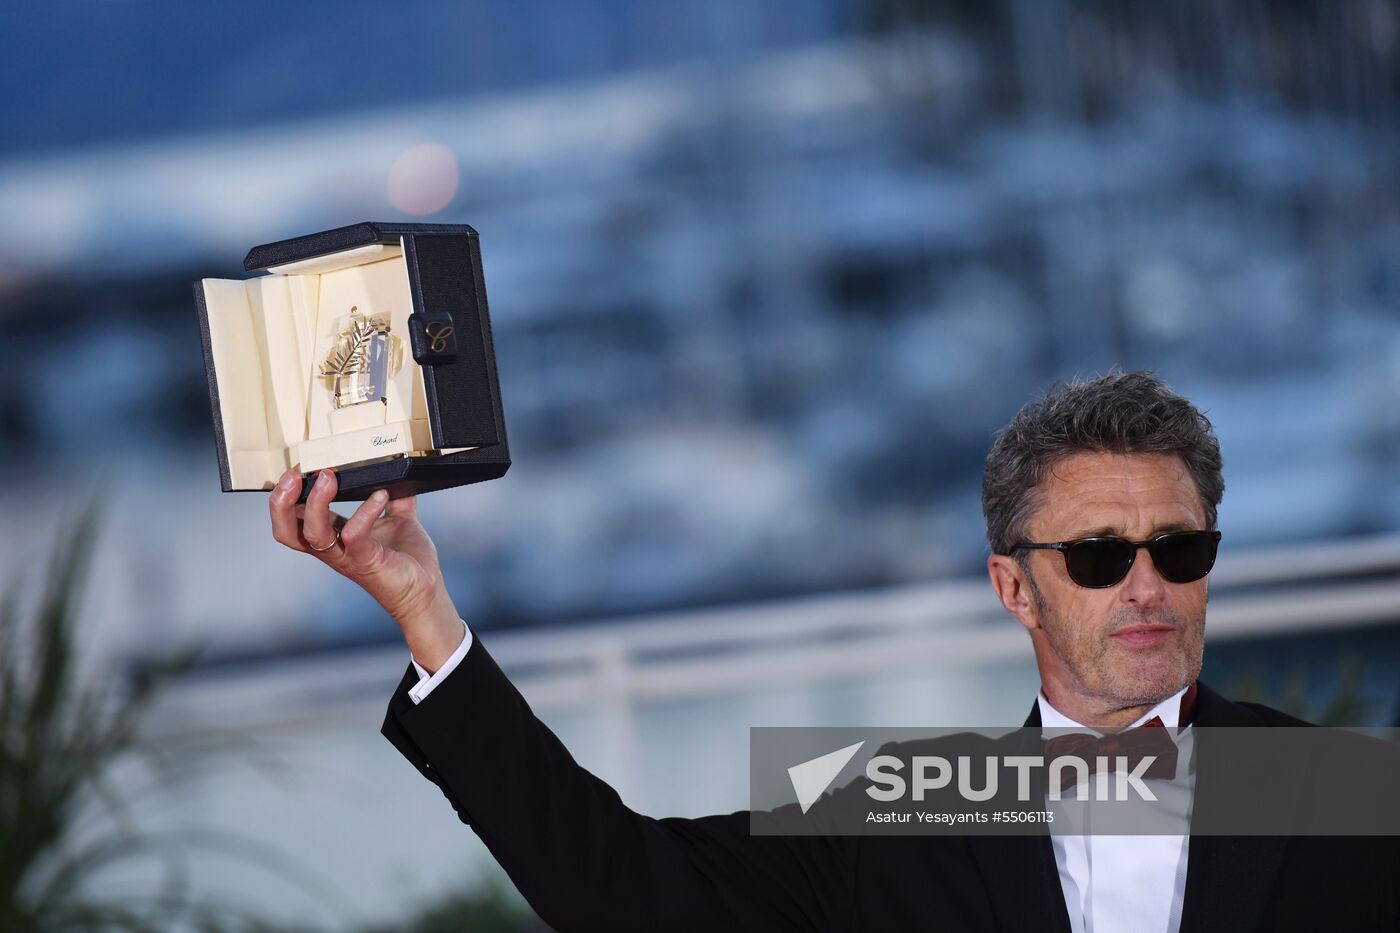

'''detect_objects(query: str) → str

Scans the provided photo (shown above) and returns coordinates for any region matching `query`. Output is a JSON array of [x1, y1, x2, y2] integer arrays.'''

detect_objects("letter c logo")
[[425, 322, 455, 354]]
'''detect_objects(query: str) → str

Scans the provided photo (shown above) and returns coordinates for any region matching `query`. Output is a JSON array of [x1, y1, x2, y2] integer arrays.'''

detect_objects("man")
[[269, 370, 1399, 931]]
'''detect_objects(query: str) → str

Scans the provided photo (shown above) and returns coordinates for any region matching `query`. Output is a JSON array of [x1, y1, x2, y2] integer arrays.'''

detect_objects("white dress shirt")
[[407, 618, 473, 704], [1038, 687, 1194, 933], [408, 624, 1193, 932]]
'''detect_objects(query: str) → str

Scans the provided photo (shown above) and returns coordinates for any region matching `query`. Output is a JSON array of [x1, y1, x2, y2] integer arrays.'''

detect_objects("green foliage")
[[1221, 653, 1383, 726], [0, 496, 308, 931]]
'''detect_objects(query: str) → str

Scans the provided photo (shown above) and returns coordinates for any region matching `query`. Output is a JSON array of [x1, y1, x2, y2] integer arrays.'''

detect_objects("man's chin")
[[1103, 652, 1192, 705]]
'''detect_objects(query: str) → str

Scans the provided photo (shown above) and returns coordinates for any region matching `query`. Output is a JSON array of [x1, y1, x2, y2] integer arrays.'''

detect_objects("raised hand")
[[268, 467, 465, 671]]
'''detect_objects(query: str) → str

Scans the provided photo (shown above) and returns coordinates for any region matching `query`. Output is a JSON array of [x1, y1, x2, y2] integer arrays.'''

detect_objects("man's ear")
[[987, 554, 1040, 632]]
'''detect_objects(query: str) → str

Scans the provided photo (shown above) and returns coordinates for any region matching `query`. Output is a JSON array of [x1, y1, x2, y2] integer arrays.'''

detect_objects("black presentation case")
[[194, 221, 510, 504]]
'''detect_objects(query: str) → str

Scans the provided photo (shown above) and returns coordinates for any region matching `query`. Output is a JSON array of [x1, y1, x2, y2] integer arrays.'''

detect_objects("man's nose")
[[1119, 546, 1167, 605]]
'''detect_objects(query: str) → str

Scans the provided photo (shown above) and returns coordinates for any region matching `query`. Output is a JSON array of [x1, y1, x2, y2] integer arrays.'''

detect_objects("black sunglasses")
[[1011, 530, 1222, 588]]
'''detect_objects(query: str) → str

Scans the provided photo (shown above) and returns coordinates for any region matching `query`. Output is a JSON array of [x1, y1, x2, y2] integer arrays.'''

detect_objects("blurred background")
[[2, 0, 1399, 929]]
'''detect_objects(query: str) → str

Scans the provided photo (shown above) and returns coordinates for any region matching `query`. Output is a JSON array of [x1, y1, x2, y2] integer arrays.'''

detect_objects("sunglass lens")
[[1150, 532, 1219, 583], [1065, 538, 1135, 588]]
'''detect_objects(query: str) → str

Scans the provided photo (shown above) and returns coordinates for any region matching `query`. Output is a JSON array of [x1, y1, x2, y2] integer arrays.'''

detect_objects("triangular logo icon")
[[787, 741, 865, 814]]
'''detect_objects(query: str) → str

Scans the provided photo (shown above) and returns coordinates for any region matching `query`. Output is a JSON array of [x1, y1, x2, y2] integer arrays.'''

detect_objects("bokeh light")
[[386, 142, 459, 215]]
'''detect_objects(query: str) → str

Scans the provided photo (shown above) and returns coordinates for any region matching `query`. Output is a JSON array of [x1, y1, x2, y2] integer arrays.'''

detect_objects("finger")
[[301, 468, 342, 554], [341, 489, 390, 567], [296, 507, 349, 532], [292, 502, 345, 518], [270, 468, 309, 552], [386, 492, 418, 519]]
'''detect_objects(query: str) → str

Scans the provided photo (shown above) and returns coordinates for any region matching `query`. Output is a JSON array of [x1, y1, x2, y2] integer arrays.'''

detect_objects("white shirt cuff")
[[408, 618, 473, 705]]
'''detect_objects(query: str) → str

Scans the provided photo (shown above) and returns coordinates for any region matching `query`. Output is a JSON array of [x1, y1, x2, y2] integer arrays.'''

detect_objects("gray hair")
[[981, 370, 1224, 556]]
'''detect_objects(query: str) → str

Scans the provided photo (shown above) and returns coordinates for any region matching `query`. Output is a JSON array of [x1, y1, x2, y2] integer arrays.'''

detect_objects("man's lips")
[[1110, 624, 1175, 647]]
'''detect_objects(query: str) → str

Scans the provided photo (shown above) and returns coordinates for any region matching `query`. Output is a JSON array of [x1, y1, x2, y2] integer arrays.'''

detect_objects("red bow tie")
[[1043, 716, 1179, 793], [1041, 683, 1198, 794]]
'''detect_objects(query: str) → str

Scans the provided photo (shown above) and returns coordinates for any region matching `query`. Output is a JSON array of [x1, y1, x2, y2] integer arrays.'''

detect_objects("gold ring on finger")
[[309, 530, 341, 552]]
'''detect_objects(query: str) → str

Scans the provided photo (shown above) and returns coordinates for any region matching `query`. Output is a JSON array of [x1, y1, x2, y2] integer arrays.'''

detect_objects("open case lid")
[[246, 222, 505, 453], [195, 221, 510, 502]]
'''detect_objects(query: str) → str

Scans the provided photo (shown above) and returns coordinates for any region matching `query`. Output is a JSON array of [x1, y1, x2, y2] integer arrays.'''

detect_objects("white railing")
[[142, 533, 1400, 740]]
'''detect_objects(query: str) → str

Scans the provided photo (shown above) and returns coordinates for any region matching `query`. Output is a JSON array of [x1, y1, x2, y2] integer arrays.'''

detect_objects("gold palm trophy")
[[320, 306, 399, 409]]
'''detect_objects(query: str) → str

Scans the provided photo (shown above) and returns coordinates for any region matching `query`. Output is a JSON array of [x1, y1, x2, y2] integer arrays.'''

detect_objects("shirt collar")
[[1037, 683, 1190, 735]]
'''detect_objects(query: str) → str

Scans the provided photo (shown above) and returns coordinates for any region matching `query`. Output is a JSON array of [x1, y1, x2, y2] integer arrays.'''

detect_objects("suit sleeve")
[[407, 617, 472, 703], [380, 635, 857, 933]]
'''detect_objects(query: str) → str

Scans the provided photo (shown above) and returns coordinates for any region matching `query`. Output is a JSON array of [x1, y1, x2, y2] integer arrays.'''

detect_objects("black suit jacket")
[[381, 638, 1400, 932]]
